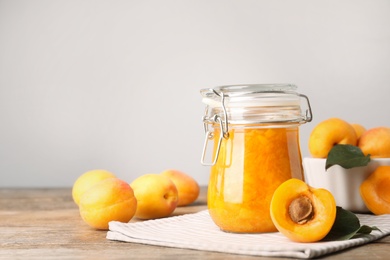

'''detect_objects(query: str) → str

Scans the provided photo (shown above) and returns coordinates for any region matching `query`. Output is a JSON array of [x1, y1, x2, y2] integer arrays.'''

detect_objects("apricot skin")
[[79, 178, 137, 230], [309, 118, 357, 158], [360, 166, 390, 215], [160, 169, 200, 206], [270, 178, 337, 243], [358, 127, 390, 158], [351, 123, 366, 140], [72, 169, 116, 206], [130, 174, 179, 220]]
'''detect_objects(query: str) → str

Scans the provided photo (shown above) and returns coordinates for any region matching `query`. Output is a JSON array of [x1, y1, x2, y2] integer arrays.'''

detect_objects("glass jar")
[[200, 84, 312, 233]]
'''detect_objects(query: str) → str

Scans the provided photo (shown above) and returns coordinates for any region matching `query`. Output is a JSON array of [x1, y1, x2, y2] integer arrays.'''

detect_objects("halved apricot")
[[360, 166, 390, 215], [270, 178, 337, 242]]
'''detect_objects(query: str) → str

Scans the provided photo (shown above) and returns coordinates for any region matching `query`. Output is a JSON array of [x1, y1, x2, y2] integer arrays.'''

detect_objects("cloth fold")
[[106, 210, 390, 259]]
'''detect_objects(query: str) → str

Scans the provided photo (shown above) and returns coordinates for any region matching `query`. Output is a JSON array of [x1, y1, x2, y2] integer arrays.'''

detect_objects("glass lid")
[[200, 84, 301, 108], [201, 84, 297, 97]]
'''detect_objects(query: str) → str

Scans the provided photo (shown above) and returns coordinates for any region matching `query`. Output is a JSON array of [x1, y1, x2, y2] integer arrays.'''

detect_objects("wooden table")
[[1, 187, 389, 259]]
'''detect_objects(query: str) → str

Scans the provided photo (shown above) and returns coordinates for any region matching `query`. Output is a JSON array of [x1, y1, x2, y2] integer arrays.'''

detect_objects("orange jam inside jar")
[[200, 84, 312, 233]]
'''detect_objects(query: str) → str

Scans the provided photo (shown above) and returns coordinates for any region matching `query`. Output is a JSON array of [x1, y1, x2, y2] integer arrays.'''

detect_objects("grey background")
[[1, 0, 389, 187]]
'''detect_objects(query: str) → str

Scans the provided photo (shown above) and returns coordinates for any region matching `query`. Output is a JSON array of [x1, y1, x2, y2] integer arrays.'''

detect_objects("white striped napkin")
[[106, 210, 390, 259]]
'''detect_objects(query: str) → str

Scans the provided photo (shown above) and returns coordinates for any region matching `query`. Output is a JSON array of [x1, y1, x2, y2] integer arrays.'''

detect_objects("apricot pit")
[[289, 196, 314, 224]]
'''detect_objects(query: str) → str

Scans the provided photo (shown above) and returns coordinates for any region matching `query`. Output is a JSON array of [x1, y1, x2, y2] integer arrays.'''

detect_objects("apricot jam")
[[208, 127, 303, 233], [200, 84, 312, 233]]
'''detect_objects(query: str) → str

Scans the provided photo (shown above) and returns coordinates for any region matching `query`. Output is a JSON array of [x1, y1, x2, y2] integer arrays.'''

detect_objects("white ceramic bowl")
[[303, 157, 390, 213]]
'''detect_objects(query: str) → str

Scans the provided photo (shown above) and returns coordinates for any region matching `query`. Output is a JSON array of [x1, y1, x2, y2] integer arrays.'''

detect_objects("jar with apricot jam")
[[200, 84, 312, 233]]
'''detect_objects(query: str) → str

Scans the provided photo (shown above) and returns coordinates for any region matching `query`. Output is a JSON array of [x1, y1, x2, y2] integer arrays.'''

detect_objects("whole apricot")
[[360, 166, 390, 215], [79, 178, 137, 230], [131, 174, 178, 219], [351, 123, 366, 140], [72, 169, 116, 206], [358, 127, 390, 158], [270, 178, 336, 243], [308, 118, 357, 158], [160, 169, 200, 206]]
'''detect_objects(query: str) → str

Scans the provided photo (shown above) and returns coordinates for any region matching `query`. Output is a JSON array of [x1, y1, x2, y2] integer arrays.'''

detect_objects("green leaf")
[[322, 207, 380, 241], [325, 144, 371, 170], [357, 225, 381, 235]]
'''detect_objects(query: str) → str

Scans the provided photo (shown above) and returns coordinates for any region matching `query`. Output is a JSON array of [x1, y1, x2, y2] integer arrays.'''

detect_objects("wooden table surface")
[[1, 187, 390, 259]]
